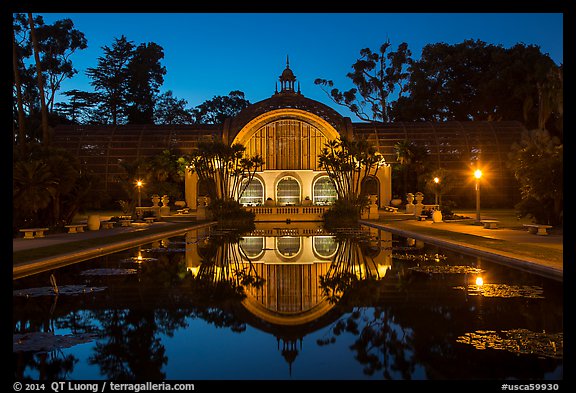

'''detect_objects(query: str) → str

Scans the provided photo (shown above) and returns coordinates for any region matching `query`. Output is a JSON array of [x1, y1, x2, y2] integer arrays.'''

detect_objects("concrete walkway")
[[360, 218, 563, 281], [13, 221, 215, 280]]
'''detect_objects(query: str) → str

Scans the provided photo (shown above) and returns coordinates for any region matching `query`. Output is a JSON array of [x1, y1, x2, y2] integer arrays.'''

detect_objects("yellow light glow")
[[475, 276, 484, 286], [136, 179, 143, 188], [474, 169, 482, 179], [434, 177, 440, 184]]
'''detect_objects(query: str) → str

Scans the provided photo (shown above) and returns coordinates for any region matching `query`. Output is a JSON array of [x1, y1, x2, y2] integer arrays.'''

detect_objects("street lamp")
[[433, 177, 440, 206], [136, 179, 143, 207], [474, 169, 482, 222]]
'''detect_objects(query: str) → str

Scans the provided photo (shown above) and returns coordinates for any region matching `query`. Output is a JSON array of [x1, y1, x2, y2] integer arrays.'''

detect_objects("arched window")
[[238, 178, 264, 206], [313, 176, 337, 205], [276, 176, 300, 205], [361, 176, 379, 201], [313, 236, 338, 259], [276, 237, 301, 258], [239, 237, 265, 259]]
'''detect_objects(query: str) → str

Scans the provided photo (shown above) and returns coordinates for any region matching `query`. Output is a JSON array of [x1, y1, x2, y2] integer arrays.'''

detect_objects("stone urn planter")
[[151, 194, 161, 207], [161, 195, 170, 207], [432, 209, 443, 223], [415, 192, 424, 204], [87, 215, 100, 231], [390, 198, 402, 207], [406, 193, 414, 204]]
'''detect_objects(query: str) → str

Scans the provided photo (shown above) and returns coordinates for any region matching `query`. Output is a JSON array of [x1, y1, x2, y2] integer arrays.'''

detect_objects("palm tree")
[[13, 160, 59, 225], [394, 140, 415, 197]]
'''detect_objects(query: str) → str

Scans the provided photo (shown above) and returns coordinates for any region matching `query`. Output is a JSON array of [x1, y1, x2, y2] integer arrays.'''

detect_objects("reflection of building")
[[52, 61, 527, 208], [186, 224, 394, 326]]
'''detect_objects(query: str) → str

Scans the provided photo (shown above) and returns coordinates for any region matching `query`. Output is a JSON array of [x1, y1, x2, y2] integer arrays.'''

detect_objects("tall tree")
[[34, 18, 88, 112], [154, 91, 194, 124], [508, 129, 562, 225], [86, 35, 134, 125], [315, 41, 412, 122], [126, 42, 166, 124], [28, 13, 50, 144], [193, 90, 250, 124], [54, 89, 100, 124], [390, 40, 560, 130], [12, 27, 27, 146]]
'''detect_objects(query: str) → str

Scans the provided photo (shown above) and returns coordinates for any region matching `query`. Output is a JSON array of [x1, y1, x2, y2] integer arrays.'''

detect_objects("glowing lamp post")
[[136, 180, 143, 207], [474, 169, 482, 222], [433, 177, 440, 206]]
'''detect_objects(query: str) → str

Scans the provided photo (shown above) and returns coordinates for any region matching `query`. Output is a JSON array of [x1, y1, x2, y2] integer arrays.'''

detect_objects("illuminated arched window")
[[313, 236, 338, 259], [313, 176, 337, 205], [238, 178, 264, 206], [276, 237, 301, 258], [276, 176, 300, 205], [239, 237, 265, 259], [242, 119, 330, 171]]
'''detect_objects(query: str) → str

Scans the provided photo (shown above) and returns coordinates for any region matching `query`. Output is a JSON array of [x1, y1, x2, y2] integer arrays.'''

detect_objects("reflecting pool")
[[13, 223, 563, 380]]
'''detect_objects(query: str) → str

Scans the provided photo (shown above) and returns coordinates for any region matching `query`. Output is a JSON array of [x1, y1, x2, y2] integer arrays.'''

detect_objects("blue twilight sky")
[[36, 12, 564, 122]]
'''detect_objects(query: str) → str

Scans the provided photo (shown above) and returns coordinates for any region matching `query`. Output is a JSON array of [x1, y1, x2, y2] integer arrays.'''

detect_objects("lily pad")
[[80, 268, 137, 276], [13, 285, 106, 297], [453, 284, 545, 298], [456, 329, 562, 359], [119, 257, 159, 263], [13, 331, 100, 353], [141, 247, 187, 253], [395, 253, 448, 262], [408, 265, 484, 274]]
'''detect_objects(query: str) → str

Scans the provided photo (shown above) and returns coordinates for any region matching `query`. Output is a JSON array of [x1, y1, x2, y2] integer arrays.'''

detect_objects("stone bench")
[[480, 220, 500, 229], [144, 217, 156, 224], [65, 224, 87, 234], [523, 224, 553, 236], [19, 228, 49, 239], [417, 215, 428, 221], [119, 219, 133, 227], [101, 221, 115, 229]]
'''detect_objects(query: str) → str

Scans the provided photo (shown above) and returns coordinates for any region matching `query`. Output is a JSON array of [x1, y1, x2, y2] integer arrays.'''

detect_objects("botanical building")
[[52, 63, 527, 209]]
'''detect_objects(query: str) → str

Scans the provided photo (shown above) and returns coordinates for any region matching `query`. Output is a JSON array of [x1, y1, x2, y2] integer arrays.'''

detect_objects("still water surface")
[[13, 224, 563, 380]]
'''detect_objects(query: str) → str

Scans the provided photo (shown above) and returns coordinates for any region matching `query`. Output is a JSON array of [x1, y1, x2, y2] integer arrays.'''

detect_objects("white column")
[[185, 170, 198, 210]]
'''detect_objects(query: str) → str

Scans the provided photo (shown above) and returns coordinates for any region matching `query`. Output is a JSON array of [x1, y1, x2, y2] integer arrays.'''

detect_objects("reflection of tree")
[[88, 309, 167, 380], [13, 351, 77, 380], [318, 306, 417, 379], [320, 232, 383, 303], [188, 230, 265, 333], [87, 250, 191, 380], [318, 231, 417, 379], [193, 230, 264, 300]]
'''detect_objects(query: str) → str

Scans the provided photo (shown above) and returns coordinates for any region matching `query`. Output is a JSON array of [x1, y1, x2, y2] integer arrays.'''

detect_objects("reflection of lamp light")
[[475, 276, 484, 286], [474, 169, 482, 222]]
